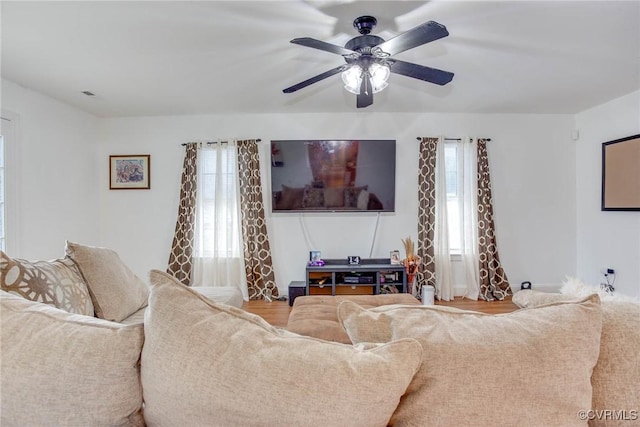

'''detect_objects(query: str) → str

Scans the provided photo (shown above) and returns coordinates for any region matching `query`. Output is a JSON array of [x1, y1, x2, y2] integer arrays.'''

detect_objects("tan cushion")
[[276, 185, 304, 210], [191, 285, 244, 308], [143, 270, 423, 427], [0, 251, 94, 316], [591, 301, 640, 427], [512, 289, 575, 308], [0, 290, 144, 426], [513, 290, 640, 427], [65, 241, 149, 322], [338, 296, 603, 427], [323, 187, 345, 207], [287, 294, 421, 344]]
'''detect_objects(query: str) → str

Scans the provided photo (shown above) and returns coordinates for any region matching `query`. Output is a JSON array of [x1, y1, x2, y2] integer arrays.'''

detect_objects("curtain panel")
[[434, 139, 454, 301], [476, 138, 511, 300], [167, 143, 198, 285], [236, 140, 278, 300], [459, 138, 481, 300], [416, 137, 438, 299]]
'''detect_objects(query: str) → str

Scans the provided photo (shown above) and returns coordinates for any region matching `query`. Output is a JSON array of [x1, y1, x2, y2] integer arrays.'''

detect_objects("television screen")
[[270, 140, 396, 213]]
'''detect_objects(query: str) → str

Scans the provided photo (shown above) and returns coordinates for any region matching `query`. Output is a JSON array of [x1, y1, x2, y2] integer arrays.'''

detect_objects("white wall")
[[97, 113, 577, 293], [575, 91, 640, 298], [1, 79, 100, 259]]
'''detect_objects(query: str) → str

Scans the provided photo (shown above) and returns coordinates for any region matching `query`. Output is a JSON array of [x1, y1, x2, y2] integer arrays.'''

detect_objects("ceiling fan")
[[283, 15, 454, 108]]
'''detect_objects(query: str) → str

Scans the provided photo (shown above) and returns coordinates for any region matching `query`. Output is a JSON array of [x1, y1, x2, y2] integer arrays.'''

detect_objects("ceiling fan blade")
[[356, 74, 373, 108], [283, 65, 348, 93], [290, 37, 357, 57], [376, 21, 449, 57], [389, 59, 454, 86]]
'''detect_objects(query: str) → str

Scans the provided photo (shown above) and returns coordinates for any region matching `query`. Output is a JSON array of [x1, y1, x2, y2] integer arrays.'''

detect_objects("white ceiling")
[[2, 1, 639, 117]]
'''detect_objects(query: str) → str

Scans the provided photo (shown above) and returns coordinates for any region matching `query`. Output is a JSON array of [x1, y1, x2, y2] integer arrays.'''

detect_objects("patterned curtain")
[[236, 140, 278, 300], [167, 143, 198, 285], [416, 137, 438, 299], [476, 138, 511, 300]]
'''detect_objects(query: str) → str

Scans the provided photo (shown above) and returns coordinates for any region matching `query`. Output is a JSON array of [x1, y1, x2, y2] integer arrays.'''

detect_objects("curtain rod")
[[181, 139, 261, 146], [416, 137, 492, 142]]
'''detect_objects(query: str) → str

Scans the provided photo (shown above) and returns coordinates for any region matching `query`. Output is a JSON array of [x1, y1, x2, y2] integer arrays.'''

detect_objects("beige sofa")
[[1, 255, 638, 426]]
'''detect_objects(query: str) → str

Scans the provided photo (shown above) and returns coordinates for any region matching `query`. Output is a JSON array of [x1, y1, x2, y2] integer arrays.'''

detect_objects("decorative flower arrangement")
[[401, 236, 421, 296]]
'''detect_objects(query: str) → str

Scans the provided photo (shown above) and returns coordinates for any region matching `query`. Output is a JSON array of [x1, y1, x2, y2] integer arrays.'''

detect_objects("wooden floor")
[[243, 295, 519, 328]]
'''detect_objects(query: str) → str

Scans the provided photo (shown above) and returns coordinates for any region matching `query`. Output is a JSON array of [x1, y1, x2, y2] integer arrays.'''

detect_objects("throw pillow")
[[357, 189, 370, 210], [0, 251, 94, 316], [301, 185, 324, 208], [512, 289, 574, 308], [344, 186, 368, 208], [0, 291, 144, 426], [65, 241, 149, 322], [512, 289, 640, 427], [338, 296, 603, 427], [276, 185, 304, 210], [143, 270, 423, 427], [323, 187, 345, 207]]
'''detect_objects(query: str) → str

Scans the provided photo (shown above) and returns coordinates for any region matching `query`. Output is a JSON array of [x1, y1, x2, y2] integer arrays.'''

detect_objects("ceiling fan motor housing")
[[345, 35, 385, 53], [353, 16, 377, 34]]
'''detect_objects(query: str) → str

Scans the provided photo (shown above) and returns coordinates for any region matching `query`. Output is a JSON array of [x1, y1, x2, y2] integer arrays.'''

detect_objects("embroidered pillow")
[[302, 185, 325, 208], [0, 251, 94, 316]]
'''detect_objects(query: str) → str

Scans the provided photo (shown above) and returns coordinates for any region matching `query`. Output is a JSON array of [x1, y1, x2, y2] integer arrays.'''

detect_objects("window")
[[0, 114, 15, 253], [190, 142, 245, 289], [445, 142, 461, 253], [193, 144, 242, 259], [0, 135, 5, 251]]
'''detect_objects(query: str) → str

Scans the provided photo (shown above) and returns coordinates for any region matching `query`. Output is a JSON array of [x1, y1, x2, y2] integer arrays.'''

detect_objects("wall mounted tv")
[[270, 140, 396, 213]]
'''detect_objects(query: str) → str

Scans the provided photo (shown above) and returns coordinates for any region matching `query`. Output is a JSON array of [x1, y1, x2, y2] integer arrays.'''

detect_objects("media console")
[[304, 258, 408, 298]]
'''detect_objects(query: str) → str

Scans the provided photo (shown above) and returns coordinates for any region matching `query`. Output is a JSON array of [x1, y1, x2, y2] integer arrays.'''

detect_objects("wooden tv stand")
[[305, 258, 408, 297]]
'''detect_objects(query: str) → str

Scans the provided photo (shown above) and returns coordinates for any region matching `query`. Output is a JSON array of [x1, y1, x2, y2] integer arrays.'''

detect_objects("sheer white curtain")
[[459, 138, 480, 299], [434, 137, 454, 301], [192, 141, 248, 299]]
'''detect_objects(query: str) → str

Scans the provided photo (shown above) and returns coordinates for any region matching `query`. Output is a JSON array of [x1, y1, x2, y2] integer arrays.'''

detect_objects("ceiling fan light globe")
[[342, 65, 363, 95], [369, 63, 390, 93]]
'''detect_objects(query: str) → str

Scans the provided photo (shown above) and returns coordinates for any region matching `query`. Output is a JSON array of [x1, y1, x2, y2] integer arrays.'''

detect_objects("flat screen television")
[[270, 139, 396, 213]]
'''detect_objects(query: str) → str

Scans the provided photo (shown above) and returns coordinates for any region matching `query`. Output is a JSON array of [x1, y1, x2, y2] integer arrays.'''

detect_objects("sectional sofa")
[[1, 243, 638, 426]]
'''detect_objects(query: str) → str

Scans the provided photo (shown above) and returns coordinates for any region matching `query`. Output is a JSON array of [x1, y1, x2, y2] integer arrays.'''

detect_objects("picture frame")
[[309, 251, 322, 263], [601, 134, 640, 211], [390, 250, 401, 265], [109, 155, 151, 190]]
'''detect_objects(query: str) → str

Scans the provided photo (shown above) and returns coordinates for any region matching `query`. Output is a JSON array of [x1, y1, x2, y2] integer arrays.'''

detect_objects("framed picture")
[[390, 250, 401, 265], [601, 134, 640, 211], [309, 251, 322, 263], [109, 155, 151, 190]]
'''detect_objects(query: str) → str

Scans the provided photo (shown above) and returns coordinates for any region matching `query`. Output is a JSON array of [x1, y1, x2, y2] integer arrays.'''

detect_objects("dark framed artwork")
[[109, 155, 151, 190], [601, 134, 640, 211]]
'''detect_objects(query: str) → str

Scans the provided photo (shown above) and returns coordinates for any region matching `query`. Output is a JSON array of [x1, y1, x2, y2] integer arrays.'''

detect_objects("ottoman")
[[287, 294, 420, 344]]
